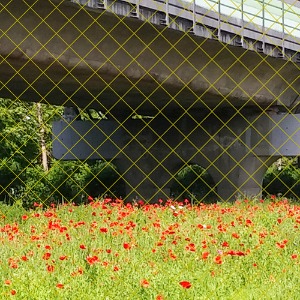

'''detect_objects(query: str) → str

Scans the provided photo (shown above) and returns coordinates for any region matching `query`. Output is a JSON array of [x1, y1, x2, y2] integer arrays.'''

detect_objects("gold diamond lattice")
[[0, 0, 300, 207]]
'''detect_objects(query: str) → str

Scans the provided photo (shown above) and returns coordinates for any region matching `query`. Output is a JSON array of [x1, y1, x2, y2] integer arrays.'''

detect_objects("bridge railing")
[[203, 0, 300, 38], [70, 0, 300, 55]]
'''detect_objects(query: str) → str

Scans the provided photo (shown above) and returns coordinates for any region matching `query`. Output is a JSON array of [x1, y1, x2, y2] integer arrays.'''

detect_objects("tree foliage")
[[262, 157, 300, 199], [0, 99, 123, 208], [170, 164, 216, 203]]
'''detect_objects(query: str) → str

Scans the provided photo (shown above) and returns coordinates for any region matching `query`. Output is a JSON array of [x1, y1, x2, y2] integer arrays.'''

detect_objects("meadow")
[[0, 197, 300, 299]]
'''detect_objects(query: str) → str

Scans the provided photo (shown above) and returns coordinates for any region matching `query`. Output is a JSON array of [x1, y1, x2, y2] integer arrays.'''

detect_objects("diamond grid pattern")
[[0, 0, 300, 209]]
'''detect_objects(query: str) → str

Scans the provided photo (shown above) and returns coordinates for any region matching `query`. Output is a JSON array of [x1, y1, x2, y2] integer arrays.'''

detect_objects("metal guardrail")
[[70, 0, 300, 58]]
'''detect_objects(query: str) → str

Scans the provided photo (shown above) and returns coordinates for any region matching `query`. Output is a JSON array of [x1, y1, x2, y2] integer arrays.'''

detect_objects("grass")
[[0, 197, 300, 299]]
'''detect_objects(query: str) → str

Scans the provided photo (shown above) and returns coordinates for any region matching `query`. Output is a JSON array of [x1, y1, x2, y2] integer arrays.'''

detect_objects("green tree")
[[0, 99, 39, 201], [0, 98, 62, 203], [170, 164, 216, 204], [263, 157, 300, 198]]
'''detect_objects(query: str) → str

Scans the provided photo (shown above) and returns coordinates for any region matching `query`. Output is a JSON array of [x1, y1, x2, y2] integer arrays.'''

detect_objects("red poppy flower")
[[202, 252, 209, 259], [47, 265, 54, 273], [56, 283, 64, 289], [222, 241, 229, 247], [214, 255, 223, 264], [42, 252, 51, 260], [179, 281, 192, 289], [79, 244, 86, 249], [232, 233, 240, 239], [10, 290, 16, 295], [140, 279, 150, 287], [86, 256, 99, 265], [123, 243, 131, 250]]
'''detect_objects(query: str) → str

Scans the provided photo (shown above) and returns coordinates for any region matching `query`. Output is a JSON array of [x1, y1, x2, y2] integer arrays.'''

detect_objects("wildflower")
[[59, 255, 67, 261], [123, 243, 131, 250], [140, 279, 150, 287], [202, 252, 209, 259], [197, 224, 204, 229], [138, 200, 145, 206], [47, 265, 54, 273], [179, 281, 192, 289], [185, 243, 196, 252], [42, 252, 51, 260], [276, 240, 287, 249], [79, 244, 87, 250], [87, 195, 94, 202], [214, 255, 223, 264], [86, 256, 99, 265], [232, 233, 240, 239], [71, 267, 83, 276], [21, 215, 28, 221], [245, 219, 253, 226], [221, 241, 229, 247], [56, 283, 64, 289], [291, 254, 298, 260], [4, 280, 11, 285], [10, 290, 16, 295]]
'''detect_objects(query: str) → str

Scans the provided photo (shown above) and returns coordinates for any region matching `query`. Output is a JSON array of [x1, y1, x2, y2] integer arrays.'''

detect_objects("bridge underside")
[[1, 0, 300, 115]]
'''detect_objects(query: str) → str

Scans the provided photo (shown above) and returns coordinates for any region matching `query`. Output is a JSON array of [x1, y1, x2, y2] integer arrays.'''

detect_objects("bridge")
[[1, 0, 300, 201]]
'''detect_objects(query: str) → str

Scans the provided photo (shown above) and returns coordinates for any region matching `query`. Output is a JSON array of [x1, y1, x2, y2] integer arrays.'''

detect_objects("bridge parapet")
[[70, 0, 300, 60]]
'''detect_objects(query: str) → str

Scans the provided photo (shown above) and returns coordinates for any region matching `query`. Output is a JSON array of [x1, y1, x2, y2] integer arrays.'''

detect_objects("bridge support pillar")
[[53, 111, 300, 202]]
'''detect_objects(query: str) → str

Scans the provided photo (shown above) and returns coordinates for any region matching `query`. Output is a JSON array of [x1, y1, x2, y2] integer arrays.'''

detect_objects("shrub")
[[170, 164, 216, 203], [83, 161, 125, 199], [263, 158, 300, 199]]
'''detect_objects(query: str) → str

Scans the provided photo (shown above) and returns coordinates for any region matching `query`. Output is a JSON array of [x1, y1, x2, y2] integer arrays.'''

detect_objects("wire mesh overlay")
[[1, 0, 300, 206]]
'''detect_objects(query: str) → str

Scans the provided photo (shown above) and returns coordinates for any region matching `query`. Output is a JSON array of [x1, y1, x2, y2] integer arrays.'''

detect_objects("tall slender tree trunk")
[[36, 103, 48, 172]]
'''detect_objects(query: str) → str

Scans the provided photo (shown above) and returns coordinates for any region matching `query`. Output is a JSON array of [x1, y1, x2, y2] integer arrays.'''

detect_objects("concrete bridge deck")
[[1, 0, 300, 115]]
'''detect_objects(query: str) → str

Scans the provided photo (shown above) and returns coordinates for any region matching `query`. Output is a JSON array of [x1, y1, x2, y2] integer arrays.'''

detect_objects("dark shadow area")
[[170, 163, 217, 204]]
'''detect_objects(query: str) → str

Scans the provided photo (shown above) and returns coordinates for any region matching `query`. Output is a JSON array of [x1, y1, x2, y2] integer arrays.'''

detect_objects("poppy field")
[[1, 197, 300, 299]]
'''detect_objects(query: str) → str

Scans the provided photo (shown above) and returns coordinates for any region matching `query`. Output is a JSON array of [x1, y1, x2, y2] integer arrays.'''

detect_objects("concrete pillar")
[[112, 115, 184, 202]]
